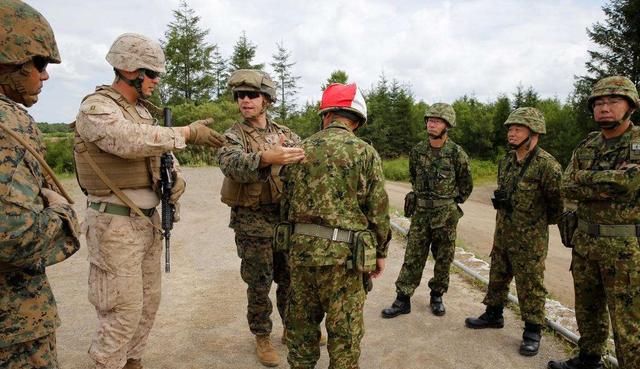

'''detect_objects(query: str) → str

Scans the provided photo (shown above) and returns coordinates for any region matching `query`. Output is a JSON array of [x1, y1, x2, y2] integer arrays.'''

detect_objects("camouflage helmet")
[[0, 0, 61, 65], [587, 76, 639, 111], [504, 107, 546, 134], [424, 103, 456, 128], [227, 69, 277, 102], [106, 33, 166, 73]]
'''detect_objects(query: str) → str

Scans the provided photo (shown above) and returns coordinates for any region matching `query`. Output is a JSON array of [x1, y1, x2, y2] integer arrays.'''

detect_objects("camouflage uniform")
[[562, 125, 640, 368], [483, 147, 562, 325], [75, 82, 193, 369], [1, 2, 80, 367], [395, 138, 472, 297], [217, 119, 299, 335], [281, 120, 391, 369]]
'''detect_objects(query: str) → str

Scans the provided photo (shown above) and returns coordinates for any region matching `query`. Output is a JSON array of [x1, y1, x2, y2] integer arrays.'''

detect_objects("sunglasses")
[[32, 56, 48, 73], [236, 91, 261, 100], [143, 69, 161, 80]]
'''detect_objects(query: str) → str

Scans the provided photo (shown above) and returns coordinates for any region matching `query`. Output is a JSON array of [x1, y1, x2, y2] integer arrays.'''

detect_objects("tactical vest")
[[73, 86, 160, 196], [220, 122, 287, 208]]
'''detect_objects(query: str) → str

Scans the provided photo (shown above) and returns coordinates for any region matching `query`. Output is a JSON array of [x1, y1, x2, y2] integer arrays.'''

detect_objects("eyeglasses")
[[236, 91, 261, 100], [593, 97, 626, 109], [32, 56, 48, 73], [143, 69, 161, 80]]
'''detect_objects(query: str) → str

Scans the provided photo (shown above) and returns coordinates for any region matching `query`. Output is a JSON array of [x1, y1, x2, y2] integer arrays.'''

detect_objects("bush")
[[382, 156, 498, 185], [44, 135, 75, 174]]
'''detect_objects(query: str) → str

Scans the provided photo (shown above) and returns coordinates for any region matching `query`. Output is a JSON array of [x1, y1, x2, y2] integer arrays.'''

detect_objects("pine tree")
[[321, 70, 349, 90], [211, 47, 229, 99], [270, 42, 300, 122], [162, 1, 216, 104], [229, 31, 264, 71], [583, 0, 640, 85]]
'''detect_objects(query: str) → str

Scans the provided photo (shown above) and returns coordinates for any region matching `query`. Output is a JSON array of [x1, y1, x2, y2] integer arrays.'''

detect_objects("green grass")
[[382, 156, 497, 185]]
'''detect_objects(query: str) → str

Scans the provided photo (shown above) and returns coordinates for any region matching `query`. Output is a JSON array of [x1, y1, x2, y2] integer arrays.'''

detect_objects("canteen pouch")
[[558, 211, 577, 248], [404, 191, 417, 217], [273, 222, 292, 253], [353, 230, 377, 273]]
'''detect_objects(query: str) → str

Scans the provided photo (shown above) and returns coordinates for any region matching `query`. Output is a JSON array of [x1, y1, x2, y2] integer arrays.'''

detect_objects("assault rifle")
[[161, 107, 175, 273]]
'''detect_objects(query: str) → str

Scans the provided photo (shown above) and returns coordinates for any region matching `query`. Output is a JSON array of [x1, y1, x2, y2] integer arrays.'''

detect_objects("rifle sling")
[[0, 123, 74, 204]]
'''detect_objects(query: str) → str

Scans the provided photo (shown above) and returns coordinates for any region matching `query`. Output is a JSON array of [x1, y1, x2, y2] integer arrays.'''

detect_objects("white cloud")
[[27, 0, 603, 123]]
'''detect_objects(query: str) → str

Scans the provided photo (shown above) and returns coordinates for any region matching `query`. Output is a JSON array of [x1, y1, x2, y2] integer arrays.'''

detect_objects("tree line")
[[42, 0, 640, 171]]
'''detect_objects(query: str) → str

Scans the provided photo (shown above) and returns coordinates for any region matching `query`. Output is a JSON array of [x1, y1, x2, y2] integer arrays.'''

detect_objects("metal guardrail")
[[390, 220, 619, 368]]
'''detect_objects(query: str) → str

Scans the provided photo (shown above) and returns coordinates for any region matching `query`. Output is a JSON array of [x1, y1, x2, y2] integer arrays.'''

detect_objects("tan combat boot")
[[282, 328, 327, 346], [123, 359, 143, 369], [256, 334, 279, 367]]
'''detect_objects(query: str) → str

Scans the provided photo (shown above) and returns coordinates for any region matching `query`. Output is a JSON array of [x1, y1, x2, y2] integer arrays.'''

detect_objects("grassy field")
[[383, 156, 497, 185]]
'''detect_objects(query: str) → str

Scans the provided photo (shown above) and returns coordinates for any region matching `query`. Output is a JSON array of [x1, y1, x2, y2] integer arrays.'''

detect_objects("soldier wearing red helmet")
[[281, 83, 391, 368]]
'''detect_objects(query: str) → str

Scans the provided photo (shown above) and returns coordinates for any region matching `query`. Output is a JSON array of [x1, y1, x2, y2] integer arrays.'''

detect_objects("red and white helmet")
[[318, 83, 368, 124]]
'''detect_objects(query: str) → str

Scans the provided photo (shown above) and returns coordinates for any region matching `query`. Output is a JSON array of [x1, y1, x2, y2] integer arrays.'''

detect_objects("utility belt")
[[273, 222, 377, 273], [0, 261, 20, 274], [88, 201, 156, 217], [577, 219, 640, 238], [404, 192, 454, 218]]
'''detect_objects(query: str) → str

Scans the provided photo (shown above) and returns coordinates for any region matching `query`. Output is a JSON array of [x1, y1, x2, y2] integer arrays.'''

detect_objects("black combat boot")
[[465, 305, 505, 329], [429, 291, 445, 316], [381, 294, 411, 318], [519, 322, 542, 356], [547, 353, 604, 369]]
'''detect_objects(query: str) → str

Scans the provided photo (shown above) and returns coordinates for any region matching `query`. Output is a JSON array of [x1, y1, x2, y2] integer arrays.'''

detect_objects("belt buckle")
[[587, 223, 600, 237], [332, 228, 339, 241]]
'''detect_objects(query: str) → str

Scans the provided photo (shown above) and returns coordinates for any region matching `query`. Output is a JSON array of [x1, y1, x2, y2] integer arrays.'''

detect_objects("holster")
[[273, 222, 293, 253], [558, 211, 578, 248], [404, 191, 417, 217]]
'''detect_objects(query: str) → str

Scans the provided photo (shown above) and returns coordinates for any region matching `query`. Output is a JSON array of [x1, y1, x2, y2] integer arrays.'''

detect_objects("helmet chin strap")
[[428, 126, 448, 140], [115, 69, 146, 99], [0, 64, 39, 107], [596, 109, 634, 130], [508, 134, 532, 150]]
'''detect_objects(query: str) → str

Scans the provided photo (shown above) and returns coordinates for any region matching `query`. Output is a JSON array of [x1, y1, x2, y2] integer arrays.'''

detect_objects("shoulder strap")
[[0, 123, 73, 204], [510, 146, 539, 195]]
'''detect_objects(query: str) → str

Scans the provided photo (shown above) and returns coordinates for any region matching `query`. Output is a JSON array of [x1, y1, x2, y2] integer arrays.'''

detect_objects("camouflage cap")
[[0, 0, 61, 65], [106, 33, 166, 73], [228, 69, 277, 102], [588, 75, 639, 111], [425, 103, 456, 128], [504, 107, 546, 134]]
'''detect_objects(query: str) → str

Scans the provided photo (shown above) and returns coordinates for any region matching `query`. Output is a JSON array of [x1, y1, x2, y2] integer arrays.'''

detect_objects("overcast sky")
[[27, 0, 605, 123]]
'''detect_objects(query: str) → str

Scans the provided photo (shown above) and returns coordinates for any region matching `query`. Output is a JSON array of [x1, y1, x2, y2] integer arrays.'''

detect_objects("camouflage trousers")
[[395, 218, 457, 297], [85, 209, 162, 369], [0, 333, 57, 369], [286, 265, 365, 369], [571, 234, 640, 369], [482, 239, 548, 325], [236, 234, 290, 335]]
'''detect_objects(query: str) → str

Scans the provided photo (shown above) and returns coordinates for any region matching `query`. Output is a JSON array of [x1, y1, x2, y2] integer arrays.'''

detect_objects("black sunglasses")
[[32, 56, 48, 73], [143, 69, 161, 79], [236, 91, 261, 100]]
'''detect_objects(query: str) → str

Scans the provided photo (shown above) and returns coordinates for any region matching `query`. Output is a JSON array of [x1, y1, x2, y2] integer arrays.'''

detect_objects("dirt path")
[[385, 180, 575, 307], [48, 167, 568, 369]]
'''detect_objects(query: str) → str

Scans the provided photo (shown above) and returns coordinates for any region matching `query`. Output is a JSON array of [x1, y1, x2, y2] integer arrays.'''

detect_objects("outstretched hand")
[[260, 134, 305, 167]]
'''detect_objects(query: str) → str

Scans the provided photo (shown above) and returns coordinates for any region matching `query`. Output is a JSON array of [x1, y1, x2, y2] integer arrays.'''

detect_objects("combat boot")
[[381, 294, 411, 319], [519, 322, 542, 356], [465, 305, 504, 329], [256, 334, 279, 367], [547, 353, 604, 369], [429, 291, 445, 316], [123, 359, 143, 369]]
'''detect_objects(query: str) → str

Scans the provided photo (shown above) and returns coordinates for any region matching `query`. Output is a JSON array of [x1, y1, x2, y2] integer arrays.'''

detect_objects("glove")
[[170, 175, 186, 204], [188, 118, 225, 148]]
